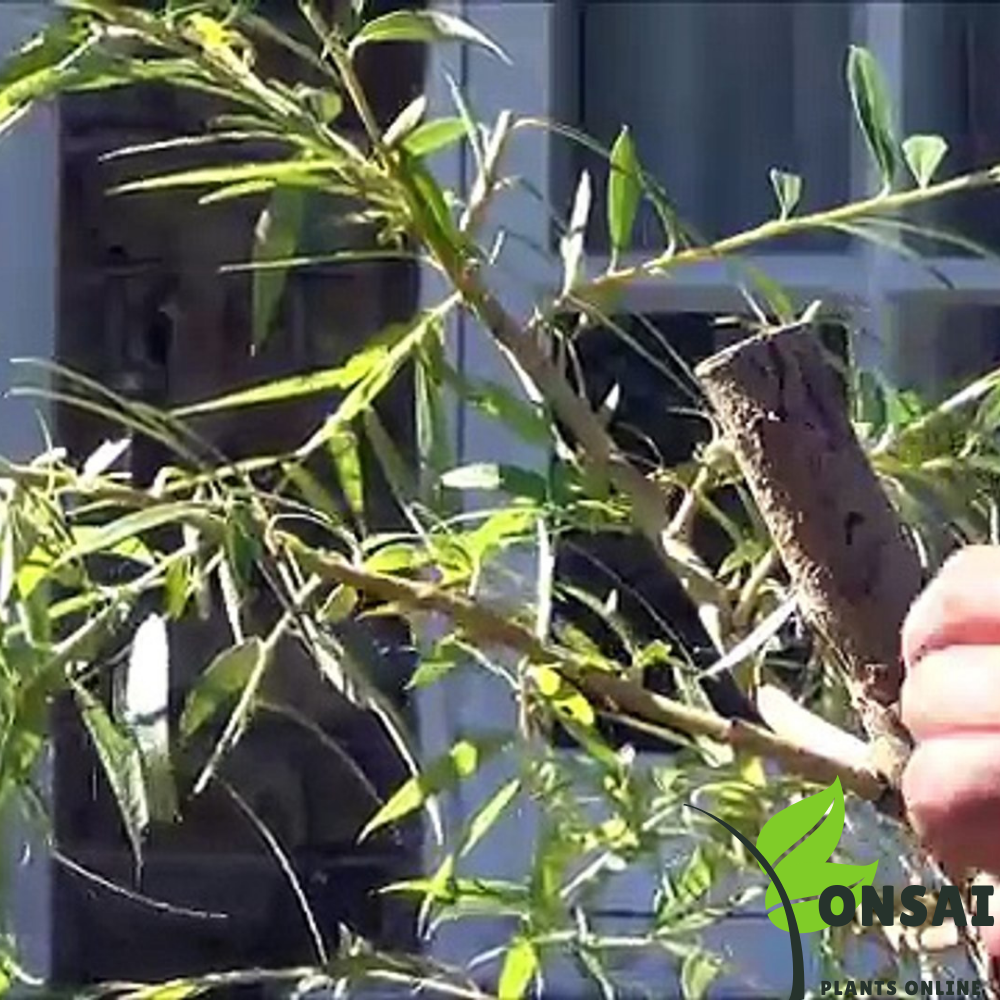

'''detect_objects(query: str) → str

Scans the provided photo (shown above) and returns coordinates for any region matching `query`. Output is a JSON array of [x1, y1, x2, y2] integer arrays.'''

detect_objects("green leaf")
[[359, 733, 510, 841], [402, 117, 467, 158], [902, 134, 948, 190], [607, 126, 642, 256], [252, 187, 305, 351], [191, 638, 270, 795], [681, 950, 726, 1000], [741, 264, 796, 325], [755, 777, 878, 932], [441, 462, 545, 497], [57, 504, 207, 566], [179, 639, 265, 741], [122, 614, 176, 824], [769, 169, 802, 220], [298, 308, 448, 458], [384, 94, 427, 148], [440, 364, 552, 446], [110, 158, 345, 196], [349, 10, 510, 63], [847, 46, 898, 191], [328, 428, 365, 528], [560, 169, 591, 297], [74, 682, 148, 868], [461, 778, 521, 857], [498, 936, 538, 1000], [173, 320, 421, 418]]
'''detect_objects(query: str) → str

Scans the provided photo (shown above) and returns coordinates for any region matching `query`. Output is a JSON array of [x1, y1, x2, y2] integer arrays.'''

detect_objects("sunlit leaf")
[[74, 682, 149, 868], [299, 307, 451, 457], [122, 614, 176, 822], [847, 45, 897, 190], [681, 950, 726, 1000], [384, 94, 427, 148], [359, 733, 510, 841], [560, 169, 591, 296], [769, 168, 802, 220], [58, 504, 208, 566], [607, 125, 641, 257], [902, 134, 948, 190], [179, 639, 265, 741], [498, 936, 538, 1000], [349, 10, 510, 63], [461, 778, 521, 857], [110, 159, 346, 197], [402, 117, 467, 158]]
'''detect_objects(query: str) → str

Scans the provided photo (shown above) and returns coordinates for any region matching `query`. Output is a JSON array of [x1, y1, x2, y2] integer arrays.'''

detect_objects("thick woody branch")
[[695, 326, 925, 784]]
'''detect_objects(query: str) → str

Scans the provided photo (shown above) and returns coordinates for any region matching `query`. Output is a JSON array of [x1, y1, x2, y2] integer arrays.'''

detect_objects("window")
[[571, 2, 852, 253]]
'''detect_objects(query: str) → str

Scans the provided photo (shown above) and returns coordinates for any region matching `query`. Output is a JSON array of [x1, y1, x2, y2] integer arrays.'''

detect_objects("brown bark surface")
[[696, 326, 925, 785]]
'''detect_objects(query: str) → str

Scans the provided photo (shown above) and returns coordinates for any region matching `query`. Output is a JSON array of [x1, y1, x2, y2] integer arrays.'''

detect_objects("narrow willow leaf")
[[384, 94, 427, 148], [847, 46, 897, 190], [756, 777, 879, 932], [902, 134, 948, 190], [298, 307, 450, 458], [111, 159, 345, 196], [560, 169, 591, 297], [328, 428, 365, 528], [58, 504, 207, 566], [498, 936, 538, 1000], [407, 651, 460, 690], [349, 10, 510, 63], [461, 777, 521, 857], [180, 639, 266, 741], [359, 733, 510, 841], [192, 638, 270, 795], [363, 408, 418, 505], [173, 322, 412, 417], [402, 117, 467, 158], [440, 362, 552, 446], [123, 614, 177, 823], [769, 168, 802, 220], [681, 950, 726, 1000], [440, 462, 502, 490], [405, 151, 461, 250], [607, 126, 641, 256], [741, 264, 796, 325], [252, 187, 305, 351], [74, 682, 148, 868], [126, 984, 202, 1000], [81, 436, 130, 481]]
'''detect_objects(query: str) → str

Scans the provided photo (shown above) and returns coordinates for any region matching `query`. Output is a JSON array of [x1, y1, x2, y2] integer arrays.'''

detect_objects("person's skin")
[[901, 545, 1000, 960]]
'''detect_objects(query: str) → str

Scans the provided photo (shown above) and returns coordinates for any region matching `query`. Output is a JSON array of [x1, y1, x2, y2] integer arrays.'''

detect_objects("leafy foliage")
[[0, 4, 994, 998]]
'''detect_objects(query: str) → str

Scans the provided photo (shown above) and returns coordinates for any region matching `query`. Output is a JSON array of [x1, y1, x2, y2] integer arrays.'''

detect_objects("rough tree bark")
[[695, 326, 924, 794]]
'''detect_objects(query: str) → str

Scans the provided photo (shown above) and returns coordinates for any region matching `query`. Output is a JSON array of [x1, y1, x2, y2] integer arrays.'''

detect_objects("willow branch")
[[283, 536, 886, 803]]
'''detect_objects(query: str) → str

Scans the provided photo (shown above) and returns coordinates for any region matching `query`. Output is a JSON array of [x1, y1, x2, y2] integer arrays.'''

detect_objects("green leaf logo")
[[756, 777, 878, 933]]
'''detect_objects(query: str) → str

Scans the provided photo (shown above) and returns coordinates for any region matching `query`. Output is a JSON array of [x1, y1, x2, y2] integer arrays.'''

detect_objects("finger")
[[902, 736, 1000, 875], [902, 546, 1000, 670], [902, 646, 1000, 740]]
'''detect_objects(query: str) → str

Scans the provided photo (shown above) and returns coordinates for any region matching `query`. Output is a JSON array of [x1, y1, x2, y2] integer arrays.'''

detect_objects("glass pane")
[[572, 2, 852, 253], [903, 4, 1000, 254], [885, 302, 1000, 399]]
